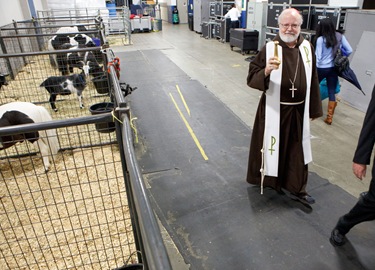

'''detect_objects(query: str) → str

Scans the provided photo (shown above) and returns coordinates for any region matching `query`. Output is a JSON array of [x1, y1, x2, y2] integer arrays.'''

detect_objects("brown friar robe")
[[246, 34, 323, 195]]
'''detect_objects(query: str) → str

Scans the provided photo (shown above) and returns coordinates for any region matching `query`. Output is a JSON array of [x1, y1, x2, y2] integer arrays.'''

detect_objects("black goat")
[[0, 73, 9, 89], [40, 73, 87, 112], [67, 47, 103, 77], [53, 42, 103, 76]]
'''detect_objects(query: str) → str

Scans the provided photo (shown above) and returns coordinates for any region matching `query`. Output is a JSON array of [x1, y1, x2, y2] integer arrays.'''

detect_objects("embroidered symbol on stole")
[[268, 136, 276, 155], [303, 46, 311, 67]]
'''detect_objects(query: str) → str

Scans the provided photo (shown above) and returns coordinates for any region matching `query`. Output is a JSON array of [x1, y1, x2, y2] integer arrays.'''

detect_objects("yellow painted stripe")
[[169, 93, 208, 160], [176, 84, 191, 116]]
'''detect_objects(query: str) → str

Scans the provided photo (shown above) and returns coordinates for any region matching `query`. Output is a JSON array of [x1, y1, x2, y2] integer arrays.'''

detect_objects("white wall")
[[0, 0, 107, 27], [33, 0, 48, 12], [327, 0, 360, 6], [46, 0, 106, 9], [0, 0, 50, 26], [0, 1, 24, 26]]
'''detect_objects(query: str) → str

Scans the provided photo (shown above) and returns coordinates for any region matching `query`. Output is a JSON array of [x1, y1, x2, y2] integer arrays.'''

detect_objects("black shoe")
[[330, 229, 345, 246], [300, 194, 315, 204], [360, 191, 368, 198], [289, 193, 315, 205]]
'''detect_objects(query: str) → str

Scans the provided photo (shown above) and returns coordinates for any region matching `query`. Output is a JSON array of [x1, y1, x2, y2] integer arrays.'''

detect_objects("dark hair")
[[314, 18, 337, 48]]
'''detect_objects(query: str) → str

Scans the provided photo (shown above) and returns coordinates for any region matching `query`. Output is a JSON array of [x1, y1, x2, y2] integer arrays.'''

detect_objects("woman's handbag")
[[333, 32, 349, 74], [334, 48, 349, 74], [320, 78, 340, 100]]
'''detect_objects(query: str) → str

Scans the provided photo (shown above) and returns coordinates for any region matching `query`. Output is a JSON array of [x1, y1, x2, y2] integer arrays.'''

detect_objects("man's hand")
[[353, 162, 366, 180], [264, 57, 281, 77]]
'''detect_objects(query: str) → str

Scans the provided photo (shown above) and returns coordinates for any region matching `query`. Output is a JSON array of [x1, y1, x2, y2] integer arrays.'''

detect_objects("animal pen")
[[0, 14, 171, 270], [37, 6, 133, 46]]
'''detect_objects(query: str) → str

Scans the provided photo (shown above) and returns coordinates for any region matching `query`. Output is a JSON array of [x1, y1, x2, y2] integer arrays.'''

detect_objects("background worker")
[[224, 4, 241, 29]]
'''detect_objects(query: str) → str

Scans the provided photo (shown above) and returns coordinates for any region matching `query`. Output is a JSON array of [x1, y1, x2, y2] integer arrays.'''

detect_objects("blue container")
[[92, 37, 101, 47], [106, 3, 116, 17]]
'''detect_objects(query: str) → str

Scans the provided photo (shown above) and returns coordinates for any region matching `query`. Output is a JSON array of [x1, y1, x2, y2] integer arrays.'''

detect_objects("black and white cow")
[[0, 102, 59, 172]]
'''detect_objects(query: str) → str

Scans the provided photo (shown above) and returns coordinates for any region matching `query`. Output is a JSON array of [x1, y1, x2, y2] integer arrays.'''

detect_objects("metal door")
[[340, 31, 375, 112], [193, 0, 202, 32]]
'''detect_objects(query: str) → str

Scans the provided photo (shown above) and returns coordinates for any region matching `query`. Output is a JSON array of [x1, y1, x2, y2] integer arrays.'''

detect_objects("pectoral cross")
[[290, 83, 297, 98]]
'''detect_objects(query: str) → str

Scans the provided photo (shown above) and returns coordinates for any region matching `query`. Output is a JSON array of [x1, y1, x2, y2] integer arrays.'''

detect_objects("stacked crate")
[[265, 0, 358, 43], [202, 0, 234, 41]]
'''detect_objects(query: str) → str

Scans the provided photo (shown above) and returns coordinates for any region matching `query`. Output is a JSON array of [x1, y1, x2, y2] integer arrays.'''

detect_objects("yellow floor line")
[[176, 84, 191, 116], [169, 93, 209, 161]]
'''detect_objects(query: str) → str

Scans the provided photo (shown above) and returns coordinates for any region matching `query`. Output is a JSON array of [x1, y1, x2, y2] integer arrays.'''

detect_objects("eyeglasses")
[[279, 23, 301, 29]]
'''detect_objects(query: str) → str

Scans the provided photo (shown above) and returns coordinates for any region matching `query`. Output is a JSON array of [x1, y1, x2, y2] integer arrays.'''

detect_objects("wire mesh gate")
[[0, 14, 171, 270], [0, 114, 137, 269]]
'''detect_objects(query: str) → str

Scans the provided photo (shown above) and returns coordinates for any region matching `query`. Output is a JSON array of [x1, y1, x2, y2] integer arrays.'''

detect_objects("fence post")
[[0, 30, 14, 79], [12, 20, 29, 65], [32, 17, 45, 51]]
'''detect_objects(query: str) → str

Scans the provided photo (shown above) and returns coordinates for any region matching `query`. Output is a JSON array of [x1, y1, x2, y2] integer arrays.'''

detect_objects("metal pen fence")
[[0, 14, 171, 270], [0, 114, 133, 269], [37, 7, 132, 46], [0, 48, 110, 119], [0, 19, 110, 119]]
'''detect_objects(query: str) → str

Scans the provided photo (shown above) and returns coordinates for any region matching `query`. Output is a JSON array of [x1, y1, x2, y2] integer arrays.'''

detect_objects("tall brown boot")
[[324, 101, 337, 125]]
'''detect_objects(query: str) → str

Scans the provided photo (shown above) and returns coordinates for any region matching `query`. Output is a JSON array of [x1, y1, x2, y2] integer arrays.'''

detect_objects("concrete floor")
[[113, 22, 370, 198], [112, 22, 373, 269]]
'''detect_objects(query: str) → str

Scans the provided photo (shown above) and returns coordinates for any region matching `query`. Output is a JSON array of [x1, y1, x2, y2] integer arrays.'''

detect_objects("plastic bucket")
[[152, 19, 162, 32], [92, 74, 109, 94], [92, 37, 101, 47], [89, 102, 115, 133]]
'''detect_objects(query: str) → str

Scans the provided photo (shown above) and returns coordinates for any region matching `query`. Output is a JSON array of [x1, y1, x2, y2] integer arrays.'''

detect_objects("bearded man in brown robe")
[[246, 8, 323, 205]]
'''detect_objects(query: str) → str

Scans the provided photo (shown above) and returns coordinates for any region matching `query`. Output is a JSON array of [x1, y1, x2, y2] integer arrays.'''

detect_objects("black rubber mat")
[[118, 50, 375, 270]]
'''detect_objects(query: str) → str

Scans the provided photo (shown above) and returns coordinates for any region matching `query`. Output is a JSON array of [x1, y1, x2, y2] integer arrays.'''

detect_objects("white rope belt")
[[280, 100, 304, 105]]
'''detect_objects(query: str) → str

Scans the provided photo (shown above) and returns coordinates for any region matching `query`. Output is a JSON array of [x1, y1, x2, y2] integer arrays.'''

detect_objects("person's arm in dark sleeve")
[[353, 89, 375, 165], [246, 46, 270, 92]]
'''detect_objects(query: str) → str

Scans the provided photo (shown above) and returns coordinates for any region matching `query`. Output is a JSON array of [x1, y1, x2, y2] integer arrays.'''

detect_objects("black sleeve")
[[353, 88, 375, 165]]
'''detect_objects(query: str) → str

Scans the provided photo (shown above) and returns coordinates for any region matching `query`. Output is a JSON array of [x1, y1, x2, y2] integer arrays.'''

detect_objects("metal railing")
[[108, 51, 172, 269], [0, 15, 171, 268]]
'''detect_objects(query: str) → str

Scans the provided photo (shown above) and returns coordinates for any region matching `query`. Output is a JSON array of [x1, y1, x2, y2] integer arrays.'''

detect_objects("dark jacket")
[[353, 86, 375, 168]]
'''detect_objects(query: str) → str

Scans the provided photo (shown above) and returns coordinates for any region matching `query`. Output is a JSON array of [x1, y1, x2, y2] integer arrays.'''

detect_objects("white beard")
[[279, 32, 299, 44]]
